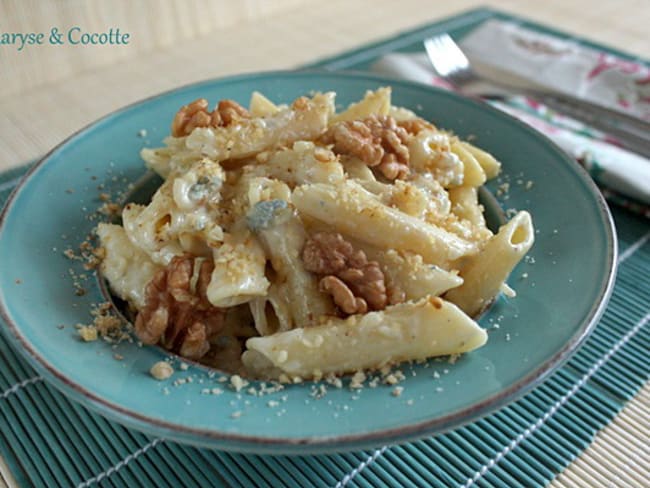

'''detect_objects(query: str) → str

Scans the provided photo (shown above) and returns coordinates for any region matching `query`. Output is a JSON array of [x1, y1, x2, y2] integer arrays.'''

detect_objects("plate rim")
[[0, 69, 618, 452]]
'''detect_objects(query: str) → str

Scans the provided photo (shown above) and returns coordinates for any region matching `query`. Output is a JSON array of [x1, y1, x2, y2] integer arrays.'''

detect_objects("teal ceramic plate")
[[0, 71, 616, 454]]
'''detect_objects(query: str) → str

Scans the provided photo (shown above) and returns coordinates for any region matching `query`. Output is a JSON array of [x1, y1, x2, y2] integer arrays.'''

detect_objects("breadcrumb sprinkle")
[[78, 325, 98, 342], [150, 361, 174, 380]]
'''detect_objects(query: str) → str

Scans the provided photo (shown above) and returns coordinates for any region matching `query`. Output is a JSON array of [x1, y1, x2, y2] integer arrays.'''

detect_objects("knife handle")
[[533, 92, 650, 159]]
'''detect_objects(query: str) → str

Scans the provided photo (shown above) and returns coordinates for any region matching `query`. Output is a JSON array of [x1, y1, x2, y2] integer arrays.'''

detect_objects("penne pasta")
[[292, 181, 478, 263], [247, 199, 335, 329], [408, 130, 465, 188], [122, 158, 225, 264], [388, 104, 419, 121], [300, 219, 463, 303], [248, 141, 345, 187], [332, 87, 391, 123], [242, 297, 487, 378], [340, 155, 377, 182], [448, 186, 486, 227], [364, 247, 464, 301], [462, 141, 501, 179], [445, 211, 534, 316], [142, 92, 336, 177], [206, 226, 270, 307], [447, 186, 493, 242], [96, 223, 163, 309], [451, 141, 487, 188], [249, 91, 283, 117], [249, 284, 293, 336]]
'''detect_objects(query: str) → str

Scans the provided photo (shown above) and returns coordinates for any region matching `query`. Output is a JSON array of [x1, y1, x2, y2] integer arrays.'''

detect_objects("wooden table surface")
[[1, 0, 648, 173], [0, 1, 648, 486]]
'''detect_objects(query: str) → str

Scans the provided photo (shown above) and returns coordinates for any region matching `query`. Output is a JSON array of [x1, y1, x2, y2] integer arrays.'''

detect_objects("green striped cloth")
[[1, 162, 648, 487], [1, 9, 649, 487]]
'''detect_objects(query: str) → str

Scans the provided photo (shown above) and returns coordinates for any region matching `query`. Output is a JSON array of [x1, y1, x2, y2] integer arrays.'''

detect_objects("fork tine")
[[424, 34, 470, 78]]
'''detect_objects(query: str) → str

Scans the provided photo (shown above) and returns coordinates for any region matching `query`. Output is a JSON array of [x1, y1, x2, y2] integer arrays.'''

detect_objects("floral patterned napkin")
[[372, 21, 650, 217], [460, 20, 650, 122]]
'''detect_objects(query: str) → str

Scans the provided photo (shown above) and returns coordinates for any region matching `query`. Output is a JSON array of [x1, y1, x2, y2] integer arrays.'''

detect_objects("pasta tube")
[[388, 105, 418, 121], [122, 159, 225, 264], [96, 223, 163, 309], [447, 186, 493, 242], [292, 181, 478, 263], [445, 211, 534, 316], [448, 186, 486, 228], [242, 297, 487, 378], [462, 141, 501, 179], [408, 130, 464, 187], [249, 91, 283, 117], [300, 218, 463, 300], [249, 141, 345, 187], [451, 141, 487, 188], [206, 227, 269, 307], [364, 247, 463, 300], [142, 92, 336, 177], [249, 284, 293, 337], [332, 87, 391, 123], [340, 156, 377, 182], [247, 199, 335, 329]]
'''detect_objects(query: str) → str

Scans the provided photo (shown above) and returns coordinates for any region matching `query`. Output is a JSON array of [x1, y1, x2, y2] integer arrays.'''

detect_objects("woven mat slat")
[[1, 119, 649, 488]]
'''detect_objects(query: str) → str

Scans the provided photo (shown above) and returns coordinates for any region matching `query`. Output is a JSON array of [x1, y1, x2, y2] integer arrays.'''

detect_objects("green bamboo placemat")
[[1, 8, 649, 487]]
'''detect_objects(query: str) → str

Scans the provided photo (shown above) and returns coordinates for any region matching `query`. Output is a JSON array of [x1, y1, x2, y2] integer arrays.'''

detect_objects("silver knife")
[[486, 90, 650, 159]]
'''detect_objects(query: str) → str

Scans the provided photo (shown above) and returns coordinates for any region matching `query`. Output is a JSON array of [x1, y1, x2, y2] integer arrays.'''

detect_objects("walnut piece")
[[397, 118, 436, 135], [171, 98, 250, 137], [216, 99, 250, 126], [302, 232, 365, 275], [322, 115, 410, 180], [135, 255, 224, 360], [292, 96, 309, 110], [320, 275, 367, 315], [338, 263, 386, 311], [303, 232, 388, 315]]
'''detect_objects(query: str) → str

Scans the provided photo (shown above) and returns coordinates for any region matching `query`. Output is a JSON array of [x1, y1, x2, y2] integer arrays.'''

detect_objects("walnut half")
[[302, 232, 388, 315], [171, 98, 250, 137], [322, 115, 410, 180], [135, 255, 225, 360]]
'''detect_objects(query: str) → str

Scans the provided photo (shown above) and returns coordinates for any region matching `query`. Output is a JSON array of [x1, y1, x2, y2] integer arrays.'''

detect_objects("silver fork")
[[424, 34, 650, 158], [424, 34, 479, 88], [424, 34, 541, 94]]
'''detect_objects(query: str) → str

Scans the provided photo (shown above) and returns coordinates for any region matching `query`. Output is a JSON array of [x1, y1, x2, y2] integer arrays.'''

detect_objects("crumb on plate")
[[150, 361, 174, 380]]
